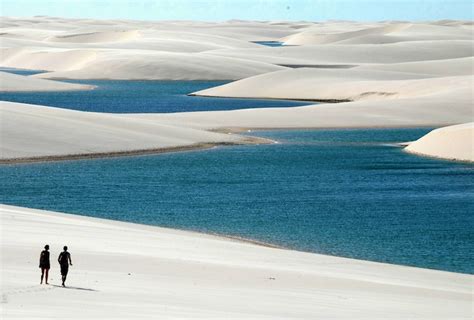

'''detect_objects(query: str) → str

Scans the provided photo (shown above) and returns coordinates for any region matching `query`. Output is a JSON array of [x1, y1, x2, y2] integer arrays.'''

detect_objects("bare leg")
[[45, 269, 49, 284], [62, 275, 66, 286], [40, 269, 44, 284]]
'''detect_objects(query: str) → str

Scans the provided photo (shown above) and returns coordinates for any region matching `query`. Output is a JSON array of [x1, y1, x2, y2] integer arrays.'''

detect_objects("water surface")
[[1, 129, 472, 273], [0, 79, 310, 113]]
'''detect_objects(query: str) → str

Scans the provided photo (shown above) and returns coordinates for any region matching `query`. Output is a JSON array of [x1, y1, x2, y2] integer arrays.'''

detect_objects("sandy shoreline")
[[1, 204, 472, 319], [0, 135, 272, 165]]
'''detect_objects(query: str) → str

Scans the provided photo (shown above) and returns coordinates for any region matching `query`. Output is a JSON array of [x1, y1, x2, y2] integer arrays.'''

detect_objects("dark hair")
[[63, 246, 68, 251], [44, 245, 49, 250]]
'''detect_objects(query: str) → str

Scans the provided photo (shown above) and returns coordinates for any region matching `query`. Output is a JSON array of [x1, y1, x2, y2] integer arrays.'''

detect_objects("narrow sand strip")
[[1, 204, 472, 319]]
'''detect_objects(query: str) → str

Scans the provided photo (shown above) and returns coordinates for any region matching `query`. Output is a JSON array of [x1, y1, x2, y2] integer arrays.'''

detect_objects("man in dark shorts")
[[58, 246, 73, 287], [39, 244, 50, 284]]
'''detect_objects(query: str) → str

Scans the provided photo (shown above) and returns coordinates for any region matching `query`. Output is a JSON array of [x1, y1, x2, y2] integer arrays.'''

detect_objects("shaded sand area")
[[1, 204, 472, 319]]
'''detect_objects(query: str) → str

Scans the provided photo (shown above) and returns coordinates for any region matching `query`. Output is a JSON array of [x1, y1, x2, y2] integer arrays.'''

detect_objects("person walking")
[[39, 245, 50, 284], [58, 246, 73, 287]]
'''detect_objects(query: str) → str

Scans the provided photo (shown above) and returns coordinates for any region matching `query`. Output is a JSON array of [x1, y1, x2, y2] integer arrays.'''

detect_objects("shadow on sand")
[[51, 284, 98, 292]]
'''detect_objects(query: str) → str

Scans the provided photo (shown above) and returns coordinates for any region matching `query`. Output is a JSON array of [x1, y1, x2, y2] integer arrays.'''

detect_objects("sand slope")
[[1, 204, 472, 319], [0, 101, 244, 160], [129, 86, 472, 131], [208, 40, 474, 66], [192, 67, 472, 101], [0, 71, 93, 92], [282, 23, 473, 45], [1, 48, 98, 72], [405, 123, 474, 162], [33, 51, 286, 80]]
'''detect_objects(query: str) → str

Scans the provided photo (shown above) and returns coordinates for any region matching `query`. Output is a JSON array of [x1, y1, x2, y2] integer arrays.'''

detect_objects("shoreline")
[[0, 135, 273, 165], [0, 125, 443, 165], [1, 203, 470, 276], [188, 92, 352, 103]]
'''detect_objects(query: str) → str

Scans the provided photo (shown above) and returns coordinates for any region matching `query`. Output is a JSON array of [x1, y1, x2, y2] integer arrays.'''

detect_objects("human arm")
[[69, 253, 72, 266]]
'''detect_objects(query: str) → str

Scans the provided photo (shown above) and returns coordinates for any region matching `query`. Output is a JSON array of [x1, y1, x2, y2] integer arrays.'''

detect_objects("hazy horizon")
[[2, 0, 472, 22]]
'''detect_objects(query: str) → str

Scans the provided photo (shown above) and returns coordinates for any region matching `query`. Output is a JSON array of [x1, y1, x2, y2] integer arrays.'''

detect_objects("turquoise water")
[[0, 79, 310, 113], [1, 129, 473, 273], [253, 41, 285, 47], [0, 67, 46, 76]]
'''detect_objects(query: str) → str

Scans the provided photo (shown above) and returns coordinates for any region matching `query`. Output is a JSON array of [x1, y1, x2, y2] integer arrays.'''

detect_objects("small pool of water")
[[0, 67, 46, 76], [253, 41, 285, 47]]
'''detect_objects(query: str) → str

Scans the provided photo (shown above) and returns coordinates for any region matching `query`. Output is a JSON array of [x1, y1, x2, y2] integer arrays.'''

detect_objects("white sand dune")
[[33, 51, 286, 80], [1, 87, 471, 162], [282, 23, 473, 45], [192, 67, 472, 101], [1, 18, 473, 160], [1, 48, 98, 72], [1, 204, 472, 319], [356, 57, 474, 76], [47, 29, 141, 43], [405, 123, 474, 162], [208, 40, 474, 66], [0, 101, 245, 160], [0, 72, 93, 92], [129, 86, 472, 131]]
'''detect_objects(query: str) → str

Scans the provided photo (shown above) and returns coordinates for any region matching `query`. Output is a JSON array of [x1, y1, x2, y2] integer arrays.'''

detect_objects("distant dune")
[[281, 23, 473, 45], [1, 17, 472, 162], [47, 29, 141, 43]]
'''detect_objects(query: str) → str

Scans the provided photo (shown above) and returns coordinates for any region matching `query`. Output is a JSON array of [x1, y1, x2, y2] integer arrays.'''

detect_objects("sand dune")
[[192, 67, 472, 101], [405, 123, 474, 162], [2, 87, 471, 162], [130, 86, 472, 131], [356, 57, 474, 76], [281, 23, 410, 45], [208, 40, 474, 66], [1, 48, 98, 72], [1, 18, 472, 161], [0, 72, 93, 92], [1, 204, 471, 319], [33, 51, 286, 80], [282, 23, 473, 45], [47, 29, 141, 43], [0, 101, 245, 161]]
